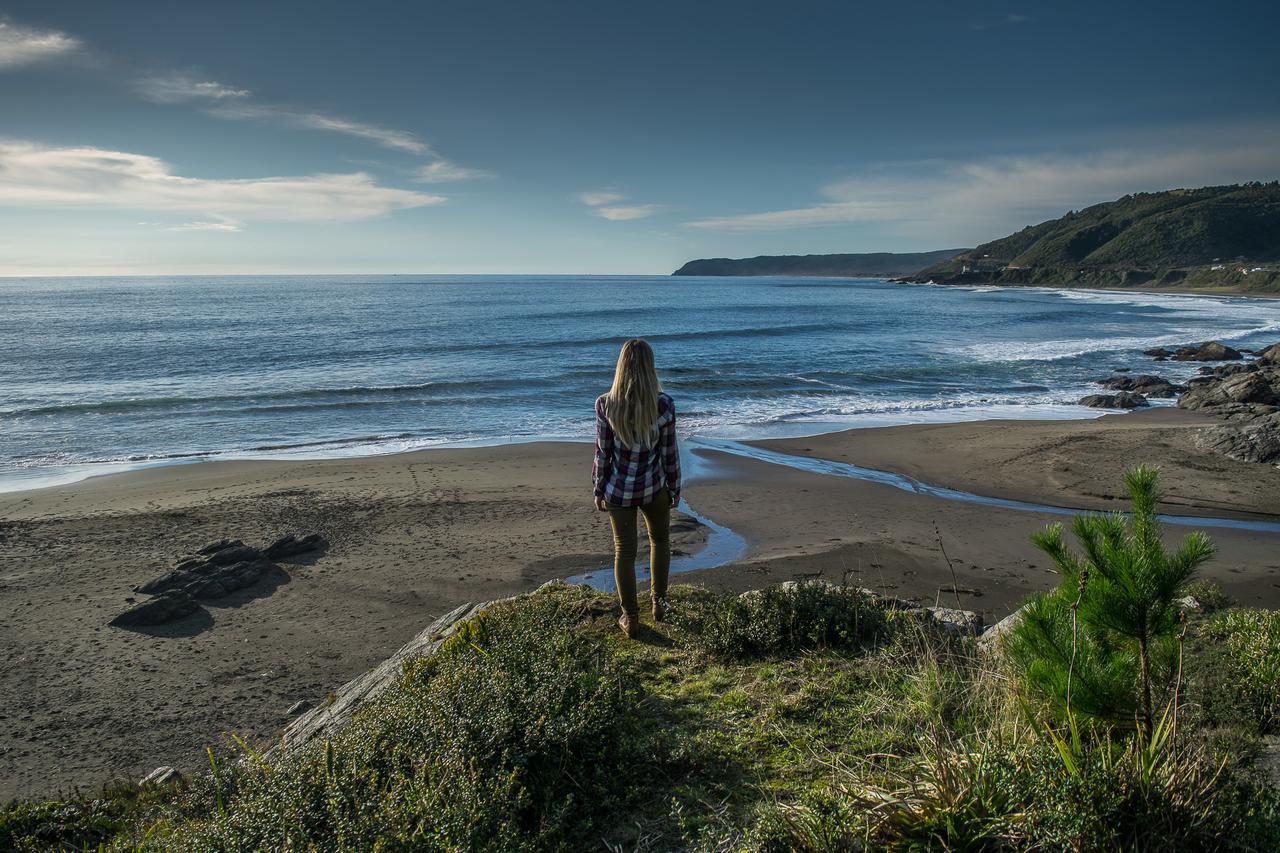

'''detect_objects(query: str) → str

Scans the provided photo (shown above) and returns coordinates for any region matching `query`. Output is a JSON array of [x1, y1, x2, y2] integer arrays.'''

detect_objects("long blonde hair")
[[605, 339, 662, 447]]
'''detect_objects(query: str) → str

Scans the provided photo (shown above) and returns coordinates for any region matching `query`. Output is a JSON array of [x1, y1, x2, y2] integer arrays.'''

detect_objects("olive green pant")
[[607, 488, 671, 616]]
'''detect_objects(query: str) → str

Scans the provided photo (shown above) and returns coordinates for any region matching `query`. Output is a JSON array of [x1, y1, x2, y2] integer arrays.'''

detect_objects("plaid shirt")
[[592, 392, 681, 507]]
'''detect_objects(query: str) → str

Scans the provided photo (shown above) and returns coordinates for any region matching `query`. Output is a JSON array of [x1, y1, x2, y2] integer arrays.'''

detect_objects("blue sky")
[[1, 0, 1277, 275]]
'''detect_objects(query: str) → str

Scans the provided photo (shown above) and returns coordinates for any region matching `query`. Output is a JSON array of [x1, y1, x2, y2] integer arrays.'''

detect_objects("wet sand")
[[2, 409, 1278, 799]]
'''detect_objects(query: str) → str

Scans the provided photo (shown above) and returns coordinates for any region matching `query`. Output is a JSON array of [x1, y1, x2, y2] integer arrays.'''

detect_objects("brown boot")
[[651, 597, 667, 623], [618, 611, 639, 639]]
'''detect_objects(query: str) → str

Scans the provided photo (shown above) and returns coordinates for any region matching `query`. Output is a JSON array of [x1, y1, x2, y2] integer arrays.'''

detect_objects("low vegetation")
[[913, 182, 1280, 292], [4, 472, 1278, 850]]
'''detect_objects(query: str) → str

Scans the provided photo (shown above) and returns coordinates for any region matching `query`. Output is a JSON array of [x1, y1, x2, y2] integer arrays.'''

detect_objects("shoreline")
[[892, 278, 1280, 300], [3, 409, 1279, 800]]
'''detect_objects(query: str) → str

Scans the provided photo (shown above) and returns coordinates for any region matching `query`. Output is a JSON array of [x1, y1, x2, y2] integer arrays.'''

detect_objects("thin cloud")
[[137, 72, 432, 155], [0, 19, 81, 68], [165, 219, 243, 233], [579, 190, 627, 206], [135, 72, 251, 103], [579, 190, 660, 220], [415, 160, 493, 182], [0, 141, 445, 225], [596, 204, 660, 221], [972, 13, 1031, 31], [686, 127, 1280, 242]]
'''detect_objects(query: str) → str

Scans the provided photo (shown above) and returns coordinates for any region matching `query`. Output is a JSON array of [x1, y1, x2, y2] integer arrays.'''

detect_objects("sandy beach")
[[3, 409, 1279, 800]]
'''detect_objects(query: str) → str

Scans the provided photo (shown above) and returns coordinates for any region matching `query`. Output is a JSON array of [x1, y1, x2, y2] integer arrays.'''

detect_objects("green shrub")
[[1005, 465, 1214, 731], [670, 581, 886, 661], [1200, 609, 1280, 733], [162, 592, 656, 851]]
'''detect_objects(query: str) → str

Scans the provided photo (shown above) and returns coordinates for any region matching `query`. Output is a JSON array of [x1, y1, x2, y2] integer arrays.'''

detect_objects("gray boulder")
[[924, 606, 983, 635], [1172, 341, 1243, 362], [139, 766, 184, 786], [1258, 342, 1280, 365], [1080, 392, 1149, 409]]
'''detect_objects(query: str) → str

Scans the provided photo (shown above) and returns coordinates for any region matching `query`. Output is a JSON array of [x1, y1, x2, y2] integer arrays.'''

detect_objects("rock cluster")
[[1171, 342, 1280, 465], [1076, 340, 1280, 465], [1096, 373, 1187, 398], [1142, 341, 1243, 361], [110, 534, 327, 628]]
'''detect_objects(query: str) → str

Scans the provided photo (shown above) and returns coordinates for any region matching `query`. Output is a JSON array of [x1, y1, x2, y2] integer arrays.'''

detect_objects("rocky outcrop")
[[1194, 415, 1280, 464], [114, 534, 328, 628], [1197, 362, 1258, 379], [1079, 392, 1149, 409], [1173, 345, 1280, 464], [1179, 370, 1280, 410]]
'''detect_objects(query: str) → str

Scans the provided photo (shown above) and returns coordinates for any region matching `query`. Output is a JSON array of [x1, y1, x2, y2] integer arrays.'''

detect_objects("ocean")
[[3, 275, 1279, 491]]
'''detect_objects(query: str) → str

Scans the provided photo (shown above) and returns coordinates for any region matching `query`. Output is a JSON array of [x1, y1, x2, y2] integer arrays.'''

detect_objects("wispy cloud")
[[0, 141, 445, 225], [137, 72, 432, 154], [579, 189, 660, 220], [595, 204, 660, 221], [135, 72, 250, 103], [579, 190, 627, 207], [0, 19, 81, 68], [972, 13, 1030, 31], [165, 218, 243, 233], [686, 126, 1280, 240], [415, 159, 493, 182]]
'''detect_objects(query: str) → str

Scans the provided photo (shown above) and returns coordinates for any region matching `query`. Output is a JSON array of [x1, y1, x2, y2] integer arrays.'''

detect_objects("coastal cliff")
[[903, 182, 1280, 293], [672, 248, 966, 277]]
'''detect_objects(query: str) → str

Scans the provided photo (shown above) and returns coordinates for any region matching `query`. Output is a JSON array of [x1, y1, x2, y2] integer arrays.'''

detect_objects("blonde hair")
[[605, 339, 662, 447]]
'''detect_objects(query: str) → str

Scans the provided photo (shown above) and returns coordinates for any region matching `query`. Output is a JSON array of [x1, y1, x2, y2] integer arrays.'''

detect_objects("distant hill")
[[905, 182, 1280, 293], [672, 249, 966, 278]]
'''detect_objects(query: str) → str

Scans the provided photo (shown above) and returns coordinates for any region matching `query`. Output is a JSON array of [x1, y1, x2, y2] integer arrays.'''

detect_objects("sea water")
[[3, 275, 1279, 491]]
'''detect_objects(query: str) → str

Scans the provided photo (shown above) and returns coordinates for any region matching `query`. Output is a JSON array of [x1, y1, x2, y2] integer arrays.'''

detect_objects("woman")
[[592, 338, 681, 639]]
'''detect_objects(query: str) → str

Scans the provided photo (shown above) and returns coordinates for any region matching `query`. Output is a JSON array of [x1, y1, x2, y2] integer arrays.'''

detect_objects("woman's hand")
[[594, 496, 609, 512]]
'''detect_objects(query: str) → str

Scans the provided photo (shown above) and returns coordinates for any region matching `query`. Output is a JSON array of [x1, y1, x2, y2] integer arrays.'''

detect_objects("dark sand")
[[2, 408, 1278, 799]]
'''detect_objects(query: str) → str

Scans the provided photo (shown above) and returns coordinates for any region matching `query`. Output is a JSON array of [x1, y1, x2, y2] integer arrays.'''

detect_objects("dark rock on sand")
[[204, 544, 266, 566], [187, 559, 272, 600], [265, 533, 327, 560], [1172, 341, 1243, 362], [196, 538, 244, 555], [1194, 416, 1280, 464], [1080, 392, 1149, 409], [117, 534, 324, 627], [109, 590, 199, 627], [134, 568, 200, 595], [286, 700, 313, 717]]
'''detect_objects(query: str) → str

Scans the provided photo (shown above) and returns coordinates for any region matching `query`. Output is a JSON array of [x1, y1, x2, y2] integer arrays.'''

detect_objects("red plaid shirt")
[[592, 392, 681, 507]]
